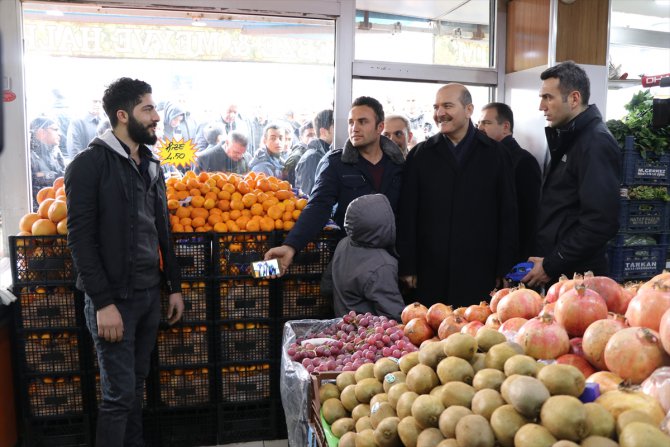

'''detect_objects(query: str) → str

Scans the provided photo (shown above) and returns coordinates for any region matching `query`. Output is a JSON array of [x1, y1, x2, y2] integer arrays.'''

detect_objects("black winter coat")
[[397, 125, 518, 308], [65, 132, 182, 310], [535, 105, 620, 281]]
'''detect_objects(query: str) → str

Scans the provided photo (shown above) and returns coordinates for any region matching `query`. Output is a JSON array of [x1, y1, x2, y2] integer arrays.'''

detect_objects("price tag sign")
[[157, 138, 198, 169]]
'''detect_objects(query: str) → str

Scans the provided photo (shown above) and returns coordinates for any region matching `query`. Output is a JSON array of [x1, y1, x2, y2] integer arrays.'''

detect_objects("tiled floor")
[[211, 440, 288, 447]]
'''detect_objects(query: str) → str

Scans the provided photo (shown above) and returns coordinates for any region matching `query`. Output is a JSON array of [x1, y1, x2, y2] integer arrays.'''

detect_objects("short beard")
[[128, 114, 157, 145]]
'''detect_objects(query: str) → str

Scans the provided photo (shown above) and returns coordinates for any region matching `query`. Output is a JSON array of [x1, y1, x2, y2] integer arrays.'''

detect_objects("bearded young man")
[[65, 77, 184, 447]]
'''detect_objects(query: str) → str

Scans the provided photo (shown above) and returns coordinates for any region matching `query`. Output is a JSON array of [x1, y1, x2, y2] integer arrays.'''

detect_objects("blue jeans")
[[85, 287, 160, 447]]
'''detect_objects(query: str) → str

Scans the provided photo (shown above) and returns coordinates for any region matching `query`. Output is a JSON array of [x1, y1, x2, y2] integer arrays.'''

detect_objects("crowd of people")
[[58, 60, 622, 445]]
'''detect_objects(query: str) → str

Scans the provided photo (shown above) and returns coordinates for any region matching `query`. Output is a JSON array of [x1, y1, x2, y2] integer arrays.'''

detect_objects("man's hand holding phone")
[[251, 259, 280, 278], [263, 245, 295, 277]]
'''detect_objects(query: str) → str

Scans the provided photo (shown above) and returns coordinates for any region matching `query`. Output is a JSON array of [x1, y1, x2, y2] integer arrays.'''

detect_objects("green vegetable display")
[[627, 185, 670, 201]]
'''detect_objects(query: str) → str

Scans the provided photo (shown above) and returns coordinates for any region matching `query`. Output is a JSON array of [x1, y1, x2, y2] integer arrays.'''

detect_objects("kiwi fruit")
[[552, 441, 580, 447], [502, 375, 550, 419], [616, 409, 656, 436], [411, 394, 445, 429], [435, 440, 459, 447], [387, 382, 409, 408], [503, 354, 540, 377], [339, 431, 357, 447], [443, 333, 478, 360], [355, 415, 373, 432], [619, 421, 670, 447], [319, 382, 340, 403], [341, 384, 361, 411], [397, 416, 422, 447], [337, 371, 356, 391], [484, 341, 524, 371], [438, 405, 473, 438], [584, 402, 615, 439], [406, 364, 439, 394], [331, 417, 355, 437], [489, 404, 528, 447], [470, 388, 504, 420], [536, 363, 585, 397], [355, 378, 383, 404], [383, 371, 407, 393], [375, 358, 401, 381], [513, 423, 556, 447], [355, 363, 375, 382], [475, 327, 506, 352], [370, 393, 388, 408], [351, 403, 371, 422], [539, 395, 588, 442], [396, 391, 419, 419], [419, 340, 448, 369], [580, 435, 621, 447], [470, 353, 487, 373], [370, 401, 396, 429], [399, 351, 420, 374], [472, 368, 506, 391], [454, 414, 495, 447], [436, 356, 475, 384], [416, 427, 445, 447], [322, 397, 348, 424], [355, 428, 376, 447], [430, 384, 445, 398], [441, 381, 476, 408], [374, 416, 401, 447]]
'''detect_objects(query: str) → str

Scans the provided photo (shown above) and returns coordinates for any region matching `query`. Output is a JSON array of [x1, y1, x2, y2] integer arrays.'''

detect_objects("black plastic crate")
[[608, 242, 669, 282], [217, 279, 272, 320], [622, 136, 670, 185], [278, 230, 342, 276], [218, 400, 278, 444], [279, 277, 334, 319], [156, 324, 211, 367], [171, 233, 212, 279], [14, 286, 80, 329], [9, 236, 75, 286], [156, 366, 213, 408], [155, 406, 217, 447], [23, 374, 85, 417], [18, 329, 83, 374], [213, 232, 274, 278], [218, 363, 273, 403], [161, 280, 210, 323], [217, 320, 273, 363], [21, 415, 90, 447], [618, 199, 670, 233]]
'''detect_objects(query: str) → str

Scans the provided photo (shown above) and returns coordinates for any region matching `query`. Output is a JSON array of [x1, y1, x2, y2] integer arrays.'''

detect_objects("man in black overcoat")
[[397, 83, 519, 308]]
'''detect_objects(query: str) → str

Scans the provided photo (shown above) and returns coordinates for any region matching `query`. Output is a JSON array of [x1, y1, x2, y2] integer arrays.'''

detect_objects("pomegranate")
[[556, 354, 597, 379], [640, 271, 670, 290], [608, 312, 627, 324], [558, 273, 584, 298], [452, 306, 467, 318], [496, 285, 543, 322], [554, 284, 608, 337], [404, 317, 434, 346], [425, 303, 453, 331], [464, 301, 492, 323], [625, 283, 670, 331], [460, 320, 484, 337], [484, 313, 501, 330], [604, 327, 668, 384], [545, 274, 568, 303], [437, 314, 466, 340], [583, 271, 627, 314], [539, 301, 555, 317], [498, 317, 528, 340], [514, 314, 570, 360], [401, 302, 428, 325], [490, 288, 511, 312], [660, 308, 670, 356], [586, 371, 624, 393], [582, 318, 626, 371], [569, 337, 585, 357]]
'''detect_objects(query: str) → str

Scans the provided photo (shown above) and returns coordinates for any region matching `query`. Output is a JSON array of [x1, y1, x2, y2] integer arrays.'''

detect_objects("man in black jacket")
[[478, 102, 542, 262], [65, 77, 184, 447], [523, 61, 620, 287]]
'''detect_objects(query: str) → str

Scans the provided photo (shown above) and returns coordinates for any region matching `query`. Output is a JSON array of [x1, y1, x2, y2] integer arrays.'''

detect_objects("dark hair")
[[299, 121, 314, 136], [204, 123, 225, 145], [313, 109, 334, 132], [540, 60, 590, 105], [482, 102, 515, 133], [228, 130, 248, 147], [351, 96, 384, 125], [263, 122, 284, 140], [459, 88, 473, 107], [102, 77, 153, 127]]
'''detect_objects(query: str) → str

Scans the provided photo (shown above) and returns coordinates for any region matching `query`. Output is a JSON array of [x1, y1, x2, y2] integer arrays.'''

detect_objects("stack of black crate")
[[9, 235, 91, 447], [609, 136, 670, 282]]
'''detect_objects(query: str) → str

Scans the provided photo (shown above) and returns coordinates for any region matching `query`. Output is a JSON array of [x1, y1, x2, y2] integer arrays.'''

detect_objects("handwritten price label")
[[157, 138, 198, 169]]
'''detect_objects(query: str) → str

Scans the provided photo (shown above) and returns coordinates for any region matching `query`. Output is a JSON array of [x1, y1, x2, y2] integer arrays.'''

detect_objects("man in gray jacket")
[[295, 109, 333, 194], [330, 194, 405, 320]]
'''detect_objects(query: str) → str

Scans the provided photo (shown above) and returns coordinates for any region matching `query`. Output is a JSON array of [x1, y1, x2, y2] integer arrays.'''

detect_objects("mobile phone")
[[251, 259, 280, 278]]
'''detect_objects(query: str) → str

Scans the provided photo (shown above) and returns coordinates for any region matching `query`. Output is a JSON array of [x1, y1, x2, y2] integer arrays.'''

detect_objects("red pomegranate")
[[425, 303, 453, 331], [404, 317, 434, 346], [437, 314, 466, 340], [555, 284, 608, 337], [490, 288, 511, 312], [515, 314, 570, 360], [604, 327, 668, 384], [582, 318, 626, 371], [496, 285, 543, 322], [583, 271, 627, 315], [401, 302, 428, 325], [625, 284, 670, 332], [556, 354, 597, 379], [464, 302, 492, 324]]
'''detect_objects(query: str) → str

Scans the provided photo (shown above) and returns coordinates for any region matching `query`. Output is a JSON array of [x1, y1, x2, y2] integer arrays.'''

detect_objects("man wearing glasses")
[[29, 116, 66, 208], [382, 114, 414, 157]]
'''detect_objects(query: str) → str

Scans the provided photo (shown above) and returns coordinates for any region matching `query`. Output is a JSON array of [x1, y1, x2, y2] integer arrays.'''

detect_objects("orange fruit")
[[257, 178, 271, 192], [187, 179, 200, 190], [221, 212, 231, 222], [259, 217, 275, 232], [204, 191, 218, 201], [198, 172, 209, 183], [230, 199, 244, 211], [180, 217, 192, 227], [231, 192, 243, 202], [184, 171, 196, 179], [222, 183, 236, 195], [166, 177, 179, 187], [278, 181, 291, 191], [274, 219, 284, 230], [229, 209, 242, 221], [241, 193, 257, 208], [209, 207, 222, 216], [235, 215, 250, 229], [195, 226, 206, 232], [189, 188, 202, 197], [203, 224, 213, 232], [241, 209, 251, 217], [267, 205, 283, 220], [55, 187, 66, 199], [19, 213, 41, 233], [175, 206, 191, 219], [218, 190, 231, 201], [170, 215, 180, 227], [47, 200, 67, 223], [292, 209, 301, 220], [295, 198, 307, 210], [191, 208, 209, 220], [213, 222, 228, 233], [191, 196, 205, 208], [183, 225, 194, 233], [167, 199, 179, 210], [52, 176, 65, 190], [174, 182, 187, 191], [217, 200, 230, 211], [282, 211, 293, 222], [203, 198, 216, 210], [284, 200, 295, 212], [32, 218, 57, 236], [250, 203, 263, 216], [36, 187, 56, 205], [176, 190, 190, 201], [237, 181, 251, 195], [246, 220, 260, 232], [262, 198, 279, 211], [207, 214, 222, 226], [191, 217, 206, 228], [227, 222, 240, 232], [38, 198, 55, 218], [283, 220, 295, 231], [275, 190, 293, 201], [199, 184, 211, 195], [228, 175, 240, 186], [56, 218, 68, 235], [172, 223, 184, 232]]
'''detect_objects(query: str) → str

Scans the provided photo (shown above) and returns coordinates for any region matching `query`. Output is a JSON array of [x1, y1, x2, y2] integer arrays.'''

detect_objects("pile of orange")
[[18, 177, 68, 236], [166, 171, 307, 233]]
